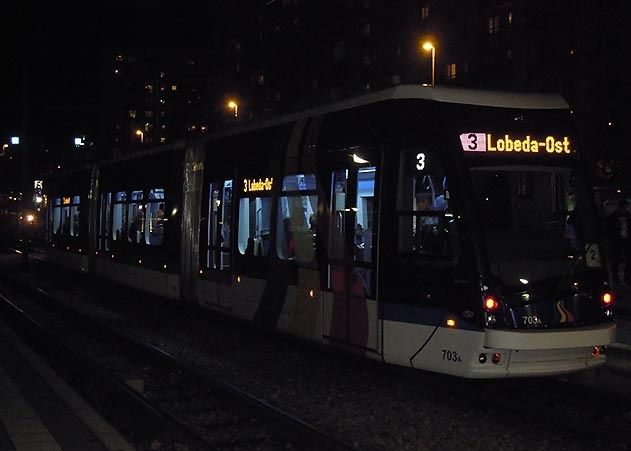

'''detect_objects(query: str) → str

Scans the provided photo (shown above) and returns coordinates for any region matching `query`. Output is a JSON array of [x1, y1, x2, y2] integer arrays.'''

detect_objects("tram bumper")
[[483, 322, 616, 377], [484, 323, 616, 350]]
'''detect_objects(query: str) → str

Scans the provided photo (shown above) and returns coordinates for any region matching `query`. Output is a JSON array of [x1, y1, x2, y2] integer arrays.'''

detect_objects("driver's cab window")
[[397, 149, 459, 260]]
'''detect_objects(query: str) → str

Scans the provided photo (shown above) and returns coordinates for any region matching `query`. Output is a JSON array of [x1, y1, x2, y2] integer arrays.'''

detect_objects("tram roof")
[[211, 84, 569, 139], [85, 85, 570, 169]]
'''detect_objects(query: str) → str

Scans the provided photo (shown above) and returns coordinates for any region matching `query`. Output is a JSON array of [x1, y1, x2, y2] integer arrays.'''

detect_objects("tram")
[[42, 85, 616, 378]]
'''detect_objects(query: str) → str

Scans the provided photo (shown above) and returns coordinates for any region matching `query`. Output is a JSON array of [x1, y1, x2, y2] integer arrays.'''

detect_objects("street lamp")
[[422, 41, 436, 86], [227, 100, 239, 118], [135, 129, 144, 143]]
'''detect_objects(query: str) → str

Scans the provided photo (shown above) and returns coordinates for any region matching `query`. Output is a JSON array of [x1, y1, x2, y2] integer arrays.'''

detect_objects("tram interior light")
[[352, 153, 370, 164]]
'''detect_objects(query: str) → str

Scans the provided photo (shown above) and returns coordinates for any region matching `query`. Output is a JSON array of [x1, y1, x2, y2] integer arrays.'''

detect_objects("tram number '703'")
[[523, 315, 542, 326], [441, 349, 463, 363]]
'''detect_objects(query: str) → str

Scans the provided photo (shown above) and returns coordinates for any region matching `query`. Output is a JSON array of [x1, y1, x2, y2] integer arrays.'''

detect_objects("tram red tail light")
[[600, 291, 614, 307], [483, 295, 500, 313]]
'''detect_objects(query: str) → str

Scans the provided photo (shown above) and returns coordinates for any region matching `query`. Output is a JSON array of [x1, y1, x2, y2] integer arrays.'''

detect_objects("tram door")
[[325, 162, 378, 349]]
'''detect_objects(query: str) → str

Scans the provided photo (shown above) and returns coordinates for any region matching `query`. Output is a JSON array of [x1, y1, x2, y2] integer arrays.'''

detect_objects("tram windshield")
[[471, 167, 596, 288]]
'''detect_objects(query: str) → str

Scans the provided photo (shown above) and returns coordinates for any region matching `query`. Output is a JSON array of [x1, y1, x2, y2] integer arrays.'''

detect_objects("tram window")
[[99, 193, 112, 251], [112, 191, 128, 241], [329, 169, 348, 259], [397, 150, 458, 259], [205, 180, 233, 270], [61, 200, 71, 236], [52, 197, 62, 236], [276, 174, 317, 263], [144, 188, 165, 246], [355, 167, 375, 263], [70, 195, 80, 237], [128, 190, 144, 244], [238, 196, 272, 257]]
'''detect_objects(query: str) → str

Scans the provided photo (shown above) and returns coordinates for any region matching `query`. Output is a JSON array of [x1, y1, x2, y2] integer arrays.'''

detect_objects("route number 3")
[[416, 152, 426, 171]]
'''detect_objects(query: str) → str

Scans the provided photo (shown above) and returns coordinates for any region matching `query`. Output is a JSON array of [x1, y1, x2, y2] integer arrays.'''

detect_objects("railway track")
[[0, 274, 354, 451], [2, 254, 631, 450]]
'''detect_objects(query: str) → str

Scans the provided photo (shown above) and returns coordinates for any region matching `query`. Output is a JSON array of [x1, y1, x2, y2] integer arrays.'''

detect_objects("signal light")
[[483, 295, 500, 313], [601, 291, 614, 307]]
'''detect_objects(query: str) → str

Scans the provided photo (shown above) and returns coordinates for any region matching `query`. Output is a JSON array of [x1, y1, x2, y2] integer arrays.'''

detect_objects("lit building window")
[[488, 16, 500, 33], [421, 6, 429, 19], [447, 63, 457, 80], [128, 110, 137, 118], [171, 85, 177, 91]]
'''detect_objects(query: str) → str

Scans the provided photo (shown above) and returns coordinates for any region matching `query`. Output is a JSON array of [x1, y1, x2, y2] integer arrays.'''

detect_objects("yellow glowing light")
[[227, 100, 239, 118], [236, 275, 241, 283], [422, 41, 434, 51], [309, 289, 316, 299], [26, 214, 35, 223], [446, 319, 456, 327]]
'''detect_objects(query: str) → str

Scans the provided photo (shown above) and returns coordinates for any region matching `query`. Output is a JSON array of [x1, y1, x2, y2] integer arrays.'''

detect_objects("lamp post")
[[227, 100, 239, 118], [135, 129, 144, 143], [422, 41, 436, 86]]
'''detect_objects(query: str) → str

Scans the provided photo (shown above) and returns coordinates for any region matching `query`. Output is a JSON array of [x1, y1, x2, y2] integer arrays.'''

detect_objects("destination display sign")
[[459, 133, 573, 155], [242, 177, 274, 193]]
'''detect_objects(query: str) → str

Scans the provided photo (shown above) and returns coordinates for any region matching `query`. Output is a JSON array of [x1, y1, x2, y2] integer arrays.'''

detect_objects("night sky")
[[1, 2, 226, 148]]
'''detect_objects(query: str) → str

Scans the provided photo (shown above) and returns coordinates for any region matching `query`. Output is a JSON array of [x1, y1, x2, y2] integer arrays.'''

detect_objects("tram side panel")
[[45, 168, 92, 272], [93, 147, 185, 300]]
